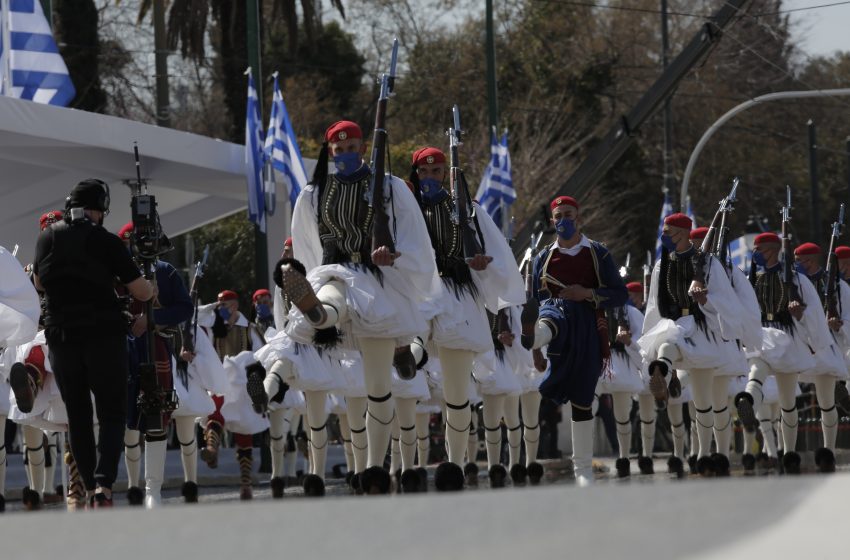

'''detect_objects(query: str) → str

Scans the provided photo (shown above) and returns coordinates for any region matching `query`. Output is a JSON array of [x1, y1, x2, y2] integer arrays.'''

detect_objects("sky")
[[784, 0, 850, 56]]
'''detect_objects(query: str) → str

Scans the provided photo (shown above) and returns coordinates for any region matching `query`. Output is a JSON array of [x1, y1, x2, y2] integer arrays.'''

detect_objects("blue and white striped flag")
[[0, 0, 75, 106], [476, 130, 515, 232], [655, 190, 674, 261], [264, 72, 306, 212], [728, 234, 756, 271], [245, 68, 266, 232]]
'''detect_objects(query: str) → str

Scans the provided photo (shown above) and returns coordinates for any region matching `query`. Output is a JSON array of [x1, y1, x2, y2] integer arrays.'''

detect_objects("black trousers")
[[47, 330, 128, 491]]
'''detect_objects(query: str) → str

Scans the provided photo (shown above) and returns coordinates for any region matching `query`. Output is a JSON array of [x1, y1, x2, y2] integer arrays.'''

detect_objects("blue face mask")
[[419, 177, 448, 204], [555, 218, 577, 240], [217, 306, 231, 322], [256, 303, 272, 320], [794, 263, 808, 276], [752, 251, 766, 267], [333, 151, 362, 176], [660, 234, 676, 252]]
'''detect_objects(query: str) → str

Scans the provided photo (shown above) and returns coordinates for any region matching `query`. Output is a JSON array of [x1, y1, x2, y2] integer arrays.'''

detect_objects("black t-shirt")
[[34, 219, 141, 330]]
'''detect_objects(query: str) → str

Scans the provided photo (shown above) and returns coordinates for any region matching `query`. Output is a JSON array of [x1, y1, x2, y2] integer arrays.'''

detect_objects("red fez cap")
[[412, 147, 446, 167], [626, 281, 643, 294], [324, 120, 362, 143], [550, 196, 579, 211], [794, 242, 821, 256], [836, 246, 850, 260], [39, 209, 64, 231], [754, 232, 781, 246], [218, 290, 239, 301], [689, 227, 709, 241], [284, 237, 293, 248], [118, 222, 134, 240], [252, 289, 271, 302], [664, 213, 692, 230]]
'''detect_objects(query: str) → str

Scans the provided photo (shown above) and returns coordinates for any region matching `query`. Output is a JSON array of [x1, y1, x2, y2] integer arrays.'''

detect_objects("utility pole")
[[661, 0, 675, 210], [246, 0, 268, 288], [808, 119, 821, 244], [485, 0, 499, 133], [152, 0, 171, 127]]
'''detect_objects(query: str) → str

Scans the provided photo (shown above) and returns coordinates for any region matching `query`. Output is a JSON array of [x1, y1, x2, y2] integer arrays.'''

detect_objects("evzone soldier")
[[638, 213, 748, 476], [199, 290, 267, 499], [596, 280, 646, 478], [625, 281, 659, 475], [734, 235, 838, 474], [472, 309, 524, 488], [407, 145, 524, 491], [117, 223, 193, 508], [0, 241, 41, 512], [279, 121, 440, 494], [791, 242, 847, 471], [256, 238, 356, 497], [523, 195, 628, 486]]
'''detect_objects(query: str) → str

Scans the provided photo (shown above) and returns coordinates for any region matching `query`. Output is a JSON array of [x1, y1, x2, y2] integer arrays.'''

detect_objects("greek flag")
[[245, 68, 265, 232], [264, 73, 306, 211], [0, 0, 75, 106], [654, 190, 674, 261], [728, 234, 755, 271], [476, 130, 515, 232]]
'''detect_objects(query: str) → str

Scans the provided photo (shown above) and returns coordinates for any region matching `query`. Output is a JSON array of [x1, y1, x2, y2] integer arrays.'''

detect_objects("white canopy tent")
[[0, 94, 306, 286]]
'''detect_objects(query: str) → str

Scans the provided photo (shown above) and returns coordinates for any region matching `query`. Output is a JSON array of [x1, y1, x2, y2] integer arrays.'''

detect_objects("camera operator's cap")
[[217, 290, 239, 302], [67, 178, 110, 213], [117, 222, 134, 240], [550, 196, 579, 211], [324, 120, 362, 143], [794, 242, 821, 256], [252, 289, 271, 302], [836, 246, 850, 260], [39, 209, 64, 231], [689, 227, 709, 241], [626, 281, 643, 293], [412, 147, 446, 167], [754, 232, 781, 246]]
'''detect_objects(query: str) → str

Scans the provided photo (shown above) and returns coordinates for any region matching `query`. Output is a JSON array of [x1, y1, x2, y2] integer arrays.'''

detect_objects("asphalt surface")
[[1, 447, 847, 559]]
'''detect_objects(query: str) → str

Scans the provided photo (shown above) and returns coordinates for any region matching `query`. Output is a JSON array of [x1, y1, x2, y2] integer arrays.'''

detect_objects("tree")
[[53, 0, 108, 112]]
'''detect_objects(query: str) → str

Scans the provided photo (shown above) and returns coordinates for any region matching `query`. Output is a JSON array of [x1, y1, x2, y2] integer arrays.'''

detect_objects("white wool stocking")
[[637, 393, 656, 457], [338, 412, 355, 472], [504, 394, 522, 467], [712, 376, 732, 456], [315, 280, 349, 328], [439, 347, 475, 465], [776, 374, 799, 453], [467, 407, 479, 463], [521, 391, 541, 465], [175, 416, 198, 483], [396, 397, 418, 472], [612, 392, 632, 460], [305, 390, 329, 478], [268, 408, 290, 479], [415, 412, 430, 467], [43, 433, 57, 495], [23, 425, 45, 498], [689, 369, 715, 457], [745, 358, 769, 410], [361, 338, 395, 469], [124, 428, 142, 488], [346, 397, 368, 473], [757, 403, 778, 458], [814, 375, 838, 450], [668, 402, 686, 459], [482, 393, 506, 469]]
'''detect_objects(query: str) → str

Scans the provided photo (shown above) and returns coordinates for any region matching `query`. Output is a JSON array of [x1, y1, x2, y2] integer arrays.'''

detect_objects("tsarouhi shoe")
[[303, 474, 326, 497], [463, 462, 479, 487], [360, 466, 391, 495], [393, 346, 417, 380], [278, 260, 326, 326], [742, 453, 756, 472], [400, 469, 422, 493], [711, 453, 730, 477], [126, 486, 144, 506], [782, 451, 802, 475], [489, 465, 507, 489], [734, 392, 758, 433], [815, 448, 836, 474], [510, 464, 528, 486], [434, 462, 465, 492], [667, 456, 685, 479], [647, 360, 670, 404], [181, 481, 199, 503], [637, 455, 654, 475], [615, 458, 630, 478], [527, 462, 544, 485], [696, 456, 716, 477], [270, 477, 286, 498]]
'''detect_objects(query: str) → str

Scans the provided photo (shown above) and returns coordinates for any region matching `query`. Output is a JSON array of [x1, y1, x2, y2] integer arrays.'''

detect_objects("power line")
[[537, 0, 850, 18]]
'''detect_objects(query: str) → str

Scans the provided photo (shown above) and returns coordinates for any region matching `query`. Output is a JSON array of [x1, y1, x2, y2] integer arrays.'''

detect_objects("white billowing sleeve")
[[469, 204, 525, 312], [839, 280, 850, 324], [385, 176, 441, 303], [290, 185, 323, 274], [730, 265, 764, 351], [627, 304, 645, 337], [701, 256, 744, 340], [640, 261, 663, 336], [798, 273, 832, 352], [0, 246, 39, 348]]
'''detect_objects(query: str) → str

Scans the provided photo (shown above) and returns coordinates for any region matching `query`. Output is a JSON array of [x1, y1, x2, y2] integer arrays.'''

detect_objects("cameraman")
[[33, 179, 154, 507]]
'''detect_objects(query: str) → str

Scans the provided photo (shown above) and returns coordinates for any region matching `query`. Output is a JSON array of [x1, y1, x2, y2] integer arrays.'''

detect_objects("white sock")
[[124, 428, 142, 487], [416, 413, 430, 467], [521, 391, 541, 465], [483, 394, 506, 469], [346, 397, 368, 473], [23, 426, 45, 498], [638, 394, 656, 457], [396, 398, 418, 472], [175, 417, 197, 483]]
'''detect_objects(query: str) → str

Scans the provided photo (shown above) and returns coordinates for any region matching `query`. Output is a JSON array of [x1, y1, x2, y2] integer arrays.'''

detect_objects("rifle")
[[182, 245, 210, 354], [694, 178, 738, 283], [824, 203, 845, 320], [448, 105, 484, 260], [714, 178, 739, 268], [781, 186, 804, 308], [520, 229, 544, 298], [128, 144, 177, 433], [367, 38, 399, 255], [643, 251, 651, 305]]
